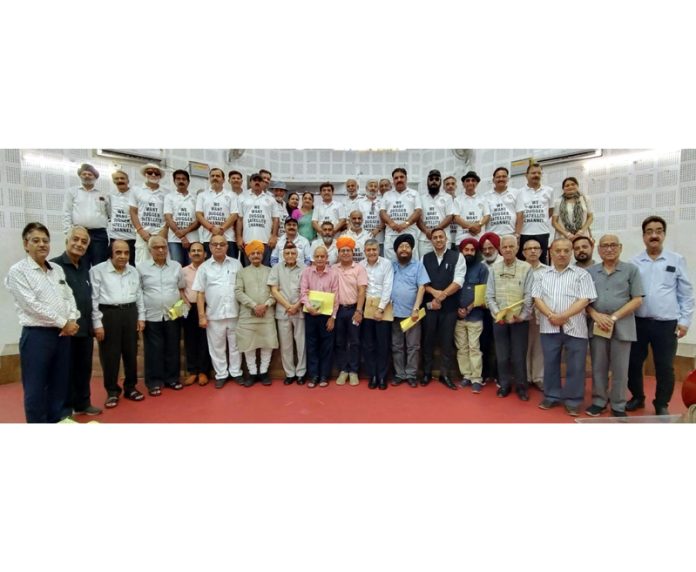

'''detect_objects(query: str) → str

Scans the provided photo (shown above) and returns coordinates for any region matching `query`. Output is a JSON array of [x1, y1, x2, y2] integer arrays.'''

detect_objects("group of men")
[[4, 161, 693, 422]]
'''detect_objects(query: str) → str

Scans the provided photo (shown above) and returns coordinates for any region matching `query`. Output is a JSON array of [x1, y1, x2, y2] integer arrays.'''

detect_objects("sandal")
[[148, 388, 162, 397], [167, 382, 183, 390], [318, 380, 328, 388], [124, 389, 145, 401], [307, 379, 318, 389], [105, 396, 119, 408]]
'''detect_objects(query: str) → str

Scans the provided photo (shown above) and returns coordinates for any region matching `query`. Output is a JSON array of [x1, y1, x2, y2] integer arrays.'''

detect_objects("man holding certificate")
[[300, 245, 339, 388]]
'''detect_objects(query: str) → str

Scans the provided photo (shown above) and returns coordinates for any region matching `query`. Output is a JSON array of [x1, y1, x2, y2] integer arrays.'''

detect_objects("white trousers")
[[206, 318, 242, 379], [244, 348, 273, 375], [277, 317, 307, 377]]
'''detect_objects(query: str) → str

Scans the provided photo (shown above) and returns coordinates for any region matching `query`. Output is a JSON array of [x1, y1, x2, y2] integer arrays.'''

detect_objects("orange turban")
[[244, 240, 265, 256], [336, 236, 356, 250]]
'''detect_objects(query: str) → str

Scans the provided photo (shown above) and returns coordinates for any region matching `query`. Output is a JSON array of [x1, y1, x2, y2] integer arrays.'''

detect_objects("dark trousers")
[[305, 314, 334, 379], [334, 304, 360, 373], [183, 302, 212, 374], [241, 244, 271, 267], [19, 327, 70, 423], [143, 319, 182, 389], [422, 308, 457, 377], [493, 321, 529, 390], [519, 233, 550, 265], [204, 241, 239, 260], [361, 318, 391, 379], [66, 335, 94, 412], [168, 242, 191, 266], [481, 311, 498, 381], [86, 228, 109, 267], [541, 332, 588, 407], [628, 317, 678, 408], [98, 304, 138, 397], [109, 238, 136, 267]]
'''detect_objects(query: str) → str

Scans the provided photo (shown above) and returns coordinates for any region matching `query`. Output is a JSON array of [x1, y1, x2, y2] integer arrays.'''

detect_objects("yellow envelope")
[[400, 308, 426, 332], [474, 284, 487, 307], [303, 290, 335, 316], [494, 299, 525, 322], [364, 296, 394, 322]]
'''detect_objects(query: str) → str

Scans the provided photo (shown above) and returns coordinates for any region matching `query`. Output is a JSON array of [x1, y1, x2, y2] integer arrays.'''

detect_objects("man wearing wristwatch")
[[380, 167, 423, 262], [129, 162, 169, 266], [585, 235, 644, 417]]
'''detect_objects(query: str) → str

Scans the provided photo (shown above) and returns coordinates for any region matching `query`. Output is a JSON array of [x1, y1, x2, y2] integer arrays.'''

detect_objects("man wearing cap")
[[270, 181, 290, 239], [381, 168, 423, 262], [391, 234, 430, 388], [236, 173, 279, 267], [129, 162, 169, 266], [421, 228, 465, 390], [478, 231, 501, 386], [417, 169, 455, 259], [521, 239, 548, 391], [359, 179, 386, 256], [333, 235, 368, 387], [235, 240, 278, 387], [63, 163, 110, 267], [343, 210, 371, 263], [300, 245, 340, 388], [268, 240, 307, 385], [197, 167, 239, 258], [164, 169, 200, 266], [453, 171, 489, 247], [312, 182, 346, 235], [515, 163, 554, 264], [138, 235, 187, 396], [343, 178, 363, 217], [455, 238, 489, 393], [310, 220, 339, 265], [270, 217, 311, 266], [485, 235, 534, 401], [193, 234, 244, 389], [108, 170, 136, 266]]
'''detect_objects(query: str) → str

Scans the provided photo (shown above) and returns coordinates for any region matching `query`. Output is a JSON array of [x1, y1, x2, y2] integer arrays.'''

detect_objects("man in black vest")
[[421, 228, 466, 389]]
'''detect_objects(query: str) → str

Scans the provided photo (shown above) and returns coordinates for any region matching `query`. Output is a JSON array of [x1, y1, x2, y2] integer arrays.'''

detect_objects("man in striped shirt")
[[532, 238, 597, 416]]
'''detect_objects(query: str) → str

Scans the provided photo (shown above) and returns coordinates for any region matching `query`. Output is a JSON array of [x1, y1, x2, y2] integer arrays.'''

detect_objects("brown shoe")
[[183, 374, 197, 386], [198, 373, 209, 386]]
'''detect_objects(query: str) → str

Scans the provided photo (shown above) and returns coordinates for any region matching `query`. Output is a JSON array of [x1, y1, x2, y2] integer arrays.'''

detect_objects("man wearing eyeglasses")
[[522, 239, 548, 392], [626, 216, 694, 415], [585, 235, 644, 417], [130, 162, 169, 266]]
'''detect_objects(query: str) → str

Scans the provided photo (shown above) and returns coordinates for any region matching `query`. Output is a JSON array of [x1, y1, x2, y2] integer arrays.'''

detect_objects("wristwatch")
[[611, 315, 618, 322]]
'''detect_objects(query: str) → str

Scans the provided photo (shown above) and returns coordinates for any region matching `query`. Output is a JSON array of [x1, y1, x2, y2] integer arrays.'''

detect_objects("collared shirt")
[[453, 193, 489, 242], [267, 261, 304, 319], [196, 187, 239, 243], [344, 228, 371, 263], [239, 191, 278, 243], [182, 263, 203, 304], [343, 196, 363, 218], [63, 185, 109, 233], [300, 264, 340, 317], [5, 256, 79, 328], [191, 256, 242, 319], [515, 185, 554, 235], [310, 238, 338, 265], [108, 189, 136, 240], [430, 249, 467, 287], [381, 188, 423, 238], [587, 261, 644, 341], [360, 256, 393, 310], [270, 234, 311, 266], [164, 191, 200, 243], [333, 261, 368, 305], [632, 249, 694, 327], [312, 200, 346, 228], [419, 192, 455, 232], [129, 185, 169, 232], [485, 188, 519, 236], [391, 258, 430, 318], [532, 264, 597, 338], [90, 260, 146, 328], [51, 252, 92, 336], [137, 259, 185, 321], [486, 258, 534, 321], [359, 197, 384, 243]]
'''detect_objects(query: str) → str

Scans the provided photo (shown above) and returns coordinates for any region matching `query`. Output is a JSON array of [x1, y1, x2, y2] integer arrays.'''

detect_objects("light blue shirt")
[[391, 259, 430, 318], [631, 249, 694, 327]]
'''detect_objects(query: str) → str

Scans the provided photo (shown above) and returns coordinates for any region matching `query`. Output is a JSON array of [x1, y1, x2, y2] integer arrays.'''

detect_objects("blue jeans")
[[86, 228, 109, 267], [540, 332, 588, 407]]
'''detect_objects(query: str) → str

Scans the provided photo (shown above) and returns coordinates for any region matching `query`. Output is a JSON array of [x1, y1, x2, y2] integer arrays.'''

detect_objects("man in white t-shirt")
[[343, 209, 371, 263], [236, 172, 279, 267], [453, 171, 490, 248], [443, 175, 459, 249], [358, 179, 385, 255], [228, 169, 247, 199], [197, 167, 239, 258], [312, 182, 346, 235], [164, 169, 200, 266], [484, 167, 518, 237], [343, 178, 363, 218], [270, 181, 290, 239], [310, 220, 339, 265], [380, 167, 423, 262], [129, 162, 169, 266], [515, 162, 554, 264], [108, 169, 137, 266], [416, 169, 454, 258]]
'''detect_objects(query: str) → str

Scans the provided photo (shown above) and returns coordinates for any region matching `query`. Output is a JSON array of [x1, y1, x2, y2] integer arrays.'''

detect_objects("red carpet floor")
[[0, 375, 684, 423]]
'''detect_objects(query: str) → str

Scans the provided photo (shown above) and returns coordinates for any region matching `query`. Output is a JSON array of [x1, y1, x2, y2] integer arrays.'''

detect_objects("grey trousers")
[[277, 317, 306, 378], [392, 320, 421, 380], [590, 336, 630, 412]]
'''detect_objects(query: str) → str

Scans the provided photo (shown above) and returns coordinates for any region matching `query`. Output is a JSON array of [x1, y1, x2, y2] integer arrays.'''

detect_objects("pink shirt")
[[300, 264, 339, 317], [333, 262, 368, 305], [182, 263, 202, 304]]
